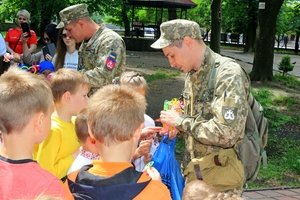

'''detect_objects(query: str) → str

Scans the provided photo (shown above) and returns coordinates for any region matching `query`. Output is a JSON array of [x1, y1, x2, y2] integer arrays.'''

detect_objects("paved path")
[[220, 49, 300, 77], [243, 187, 300, 200]]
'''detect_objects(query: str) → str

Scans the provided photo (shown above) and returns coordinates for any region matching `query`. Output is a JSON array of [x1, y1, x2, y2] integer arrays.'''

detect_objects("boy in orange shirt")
[[36, 68, 90, 180], [0, 67, 64, 199], [66, 85, 171, 200]]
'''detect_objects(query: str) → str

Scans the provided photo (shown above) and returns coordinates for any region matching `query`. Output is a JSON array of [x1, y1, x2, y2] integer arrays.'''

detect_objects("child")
[[0, 67, 64, 199], [66, 85, 171, 200], [67, 109, 100, 174], [119, 71, 160, 172], [35, 68, 90, 180], [182, 180, 243, 200]]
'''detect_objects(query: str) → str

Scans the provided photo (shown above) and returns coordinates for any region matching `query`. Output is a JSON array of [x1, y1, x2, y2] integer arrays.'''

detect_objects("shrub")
[[278, 55, 295, 76]]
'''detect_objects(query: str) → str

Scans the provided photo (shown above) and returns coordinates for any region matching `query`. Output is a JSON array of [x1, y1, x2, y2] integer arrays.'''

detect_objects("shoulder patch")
[[222, 106, 237, 124], [105, 52, 117, 71]]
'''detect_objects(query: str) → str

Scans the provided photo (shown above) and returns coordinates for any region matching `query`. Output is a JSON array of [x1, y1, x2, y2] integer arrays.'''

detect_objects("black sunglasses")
[[61, 33, 68, 38]]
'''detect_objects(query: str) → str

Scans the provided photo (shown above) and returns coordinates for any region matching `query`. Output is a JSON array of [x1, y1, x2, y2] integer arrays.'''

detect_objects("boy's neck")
[[99, 140, 136, 162], [53, 107, 73, 122], [0, 132, 34, 160]]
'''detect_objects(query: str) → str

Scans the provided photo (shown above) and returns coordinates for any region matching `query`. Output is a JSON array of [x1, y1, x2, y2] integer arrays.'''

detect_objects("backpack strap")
[[68, 165, 151, 200]]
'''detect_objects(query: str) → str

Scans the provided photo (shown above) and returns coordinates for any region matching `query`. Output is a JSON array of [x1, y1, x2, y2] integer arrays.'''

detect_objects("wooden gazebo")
[[123, 0, 196, 51], [126, 0, 196, 38]]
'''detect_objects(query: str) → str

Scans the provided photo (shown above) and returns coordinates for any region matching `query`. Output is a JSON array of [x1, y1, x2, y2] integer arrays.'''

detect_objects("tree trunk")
[[168, 8, 177, 20], [121, 3, 130, 36], [295, 34, 299, 54], [244, 0, 258, 53], [251, 0, 284, 81], [210, 0, 221, 53]]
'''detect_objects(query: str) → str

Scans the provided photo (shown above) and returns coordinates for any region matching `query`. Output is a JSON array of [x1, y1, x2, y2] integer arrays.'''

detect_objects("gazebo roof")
[[126, 0, 197, 9]]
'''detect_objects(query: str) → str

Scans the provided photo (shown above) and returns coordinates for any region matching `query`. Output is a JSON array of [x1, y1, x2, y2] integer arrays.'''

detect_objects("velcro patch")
[[105, 52, 117, 71], [222, 106, 238, 124]]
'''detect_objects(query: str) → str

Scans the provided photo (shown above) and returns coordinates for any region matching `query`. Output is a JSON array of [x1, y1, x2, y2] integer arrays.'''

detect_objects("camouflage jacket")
[[78, 24, 126, 89], [175, 47, 250, 165]]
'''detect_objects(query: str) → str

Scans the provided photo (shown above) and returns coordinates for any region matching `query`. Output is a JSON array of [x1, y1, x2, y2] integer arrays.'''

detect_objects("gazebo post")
[[131, 5, 135, 37]]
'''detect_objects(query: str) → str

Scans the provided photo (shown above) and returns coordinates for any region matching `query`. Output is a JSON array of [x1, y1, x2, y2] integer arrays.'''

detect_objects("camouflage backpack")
[[208, 56, 268, 183]]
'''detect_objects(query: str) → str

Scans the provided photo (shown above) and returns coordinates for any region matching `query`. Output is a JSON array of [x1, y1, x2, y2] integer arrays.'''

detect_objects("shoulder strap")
[[207, 56, 235, 91]]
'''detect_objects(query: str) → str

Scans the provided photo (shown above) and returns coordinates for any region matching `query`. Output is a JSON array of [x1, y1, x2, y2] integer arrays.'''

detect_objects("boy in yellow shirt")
[[36, 68, 90, 180]]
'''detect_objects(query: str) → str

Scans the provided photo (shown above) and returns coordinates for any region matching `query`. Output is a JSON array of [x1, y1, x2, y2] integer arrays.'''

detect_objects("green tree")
[[0, 0, 68, 40], [222, 0, 258, 52], [289, 2, 300, 53]]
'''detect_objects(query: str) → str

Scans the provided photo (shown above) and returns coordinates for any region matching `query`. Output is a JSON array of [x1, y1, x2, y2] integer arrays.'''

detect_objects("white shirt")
[[0, 34, 6, 56], [52, 50, 79, 70], [64, 50, 79, 70], [134, 114, 159, 172]]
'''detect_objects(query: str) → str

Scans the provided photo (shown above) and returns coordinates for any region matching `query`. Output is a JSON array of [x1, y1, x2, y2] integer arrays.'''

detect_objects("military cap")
[[151, 19, 202, 49], [57, 4, 89, 28]]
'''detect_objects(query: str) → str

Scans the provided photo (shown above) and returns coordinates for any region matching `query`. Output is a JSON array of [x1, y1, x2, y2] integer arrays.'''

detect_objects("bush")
[[278, 55, 295, 76]]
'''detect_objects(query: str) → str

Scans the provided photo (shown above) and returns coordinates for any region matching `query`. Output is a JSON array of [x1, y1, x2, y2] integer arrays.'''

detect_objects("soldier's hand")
[[168, 128, 179, 139], [160, 110, 180, 127]]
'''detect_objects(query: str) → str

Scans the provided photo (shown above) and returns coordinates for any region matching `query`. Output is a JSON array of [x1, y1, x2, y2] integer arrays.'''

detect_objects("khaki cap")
[[151, 19, 202, 49], [57, 4, 89, 28]]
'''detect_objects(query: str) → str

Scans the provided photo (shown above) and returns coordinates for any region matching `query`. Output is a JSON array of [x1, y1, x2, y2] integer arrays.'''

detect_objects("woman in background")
[[5, 9, 37, 61], [52, 29, 79, 70], [22, 23, 59, 65]]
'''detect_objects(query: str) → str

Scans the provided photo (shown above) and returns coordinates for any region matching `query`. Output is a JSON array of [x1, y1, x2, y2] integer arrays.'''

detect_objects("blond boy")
[[67, 109, 99, 174], [66, 85, 171, 200], [0, 67, 64, 199], [36, 68, 90, 180]]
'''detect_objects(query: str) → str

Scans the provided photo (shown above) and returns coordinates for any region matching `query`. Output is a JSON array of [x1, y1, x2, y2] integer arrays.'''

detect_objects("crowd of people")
[[0, 3, 253, 200]]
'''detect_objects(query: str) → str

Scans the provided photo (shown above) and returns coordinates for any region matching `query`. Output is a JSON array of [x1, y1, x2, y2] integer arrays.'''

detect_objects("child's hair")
[[75, 109, 88, 143], [50, 68, 90, 102], [119, 71, 148, 95], [0, 67, 53, 134], [88, 85, 146, 146], [182, 180, 243, 200]]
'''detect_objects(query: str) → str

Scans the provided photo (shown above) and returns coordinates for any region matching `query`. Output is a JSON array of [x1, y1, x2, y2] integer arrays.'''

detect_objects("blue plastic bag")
[[151, 135, 185, 200]]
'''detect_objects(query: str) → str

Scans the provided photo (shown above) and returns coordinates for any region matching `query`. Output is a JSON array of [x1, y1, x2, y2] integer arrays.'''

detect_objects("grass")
[[247, 84, 300, 188], [273, 73, 300, 89], [144, 68, 180, 82]]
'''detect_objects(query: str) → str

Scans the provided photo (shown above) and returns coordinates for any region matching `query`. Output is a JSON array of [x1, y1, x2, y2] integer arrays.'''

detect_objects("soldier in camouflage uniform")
[[151, 19, 250, 193], [57, 4, 125, 92]]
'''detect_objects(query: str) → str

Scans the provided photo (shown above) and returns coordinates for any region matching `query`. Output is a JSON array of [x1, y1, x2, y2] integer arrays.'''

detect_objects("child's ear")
[[32, 112, 44, 136], [87, 124, 96, 140], [62, 91, 72, 102]]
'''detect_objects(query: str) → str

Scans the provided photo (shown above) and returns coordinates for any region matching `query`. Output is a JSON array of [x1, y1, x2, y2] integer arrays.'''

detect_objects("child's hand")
[[146, 166, 161, 181], [140, 127, 161, 140], [132, 139, 152, 160], [143, 153, 152, 164], [45, 54, 53, 61]]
